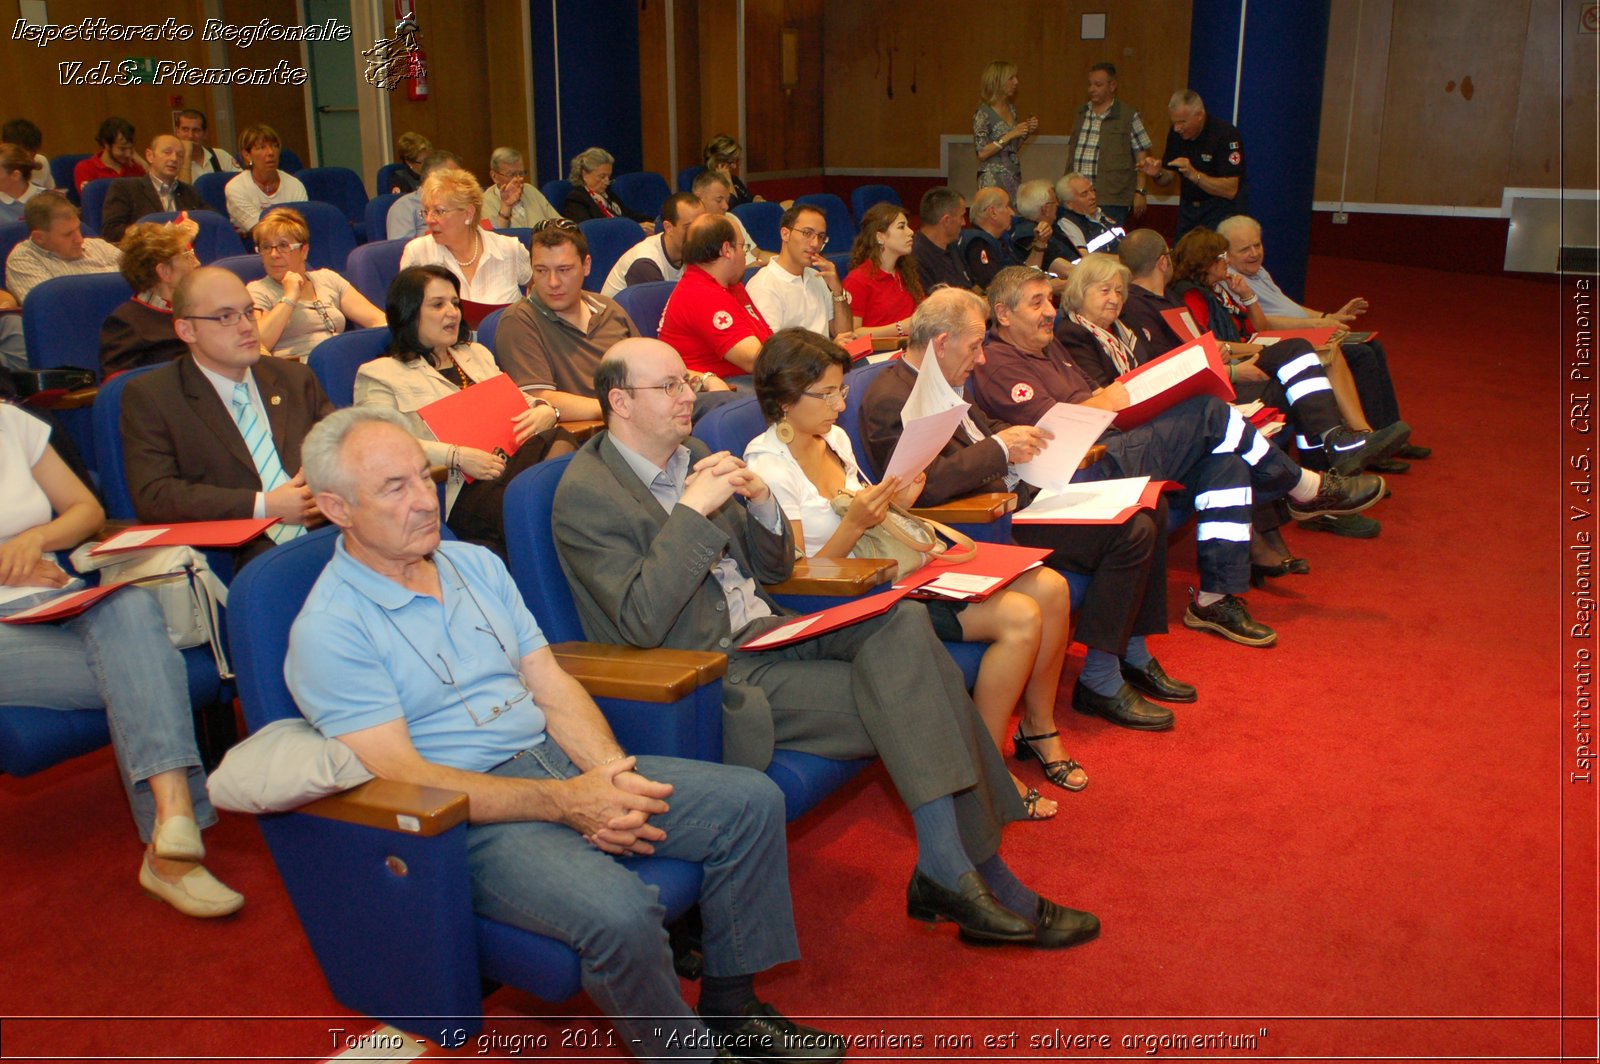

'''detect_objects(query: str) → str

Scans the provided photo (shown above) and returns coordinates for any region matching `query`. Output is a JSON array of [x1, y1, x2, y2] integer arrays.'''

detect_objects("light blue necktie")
[[230, 382, 300, 543]]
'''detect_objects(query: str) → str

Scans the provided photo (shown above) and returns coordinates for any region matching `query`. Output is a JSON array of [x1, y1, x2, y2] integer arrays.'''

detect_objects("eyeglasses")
[[534, 217, 578, 232], [789, 226, 828, 248], [801, 385, 849, 405], [259, 241, 304, 254], [420, 205, 464, 220], [624, 376, 692, 398], [184, 307, 253, 327], [495, 168, 527, 180]]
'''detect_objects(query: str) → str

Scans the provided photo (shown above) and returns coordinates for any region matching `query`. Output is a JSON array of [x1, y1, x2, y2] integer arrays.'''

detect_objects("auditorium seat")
[[611, 172, 671, 219], [267, 202, 356, 271], [23, 273, 132, 376], [794, 192, 855, 248], [78, 178, 114, 236], [540, 180, 572, 214], [0, 220, 28, 291], [375, 162, 407, 195], [613, 280, 674, 338], [850, 184, 901, 223], [306, 326, 391, 407], [296, 167, 370, 242], [212, 254, 268, 284], [578, 217, 645, 293], [476, 307, 504, 354], [345, 238, 407, 308], [676, 165, 705, 193], [732, 202, 783, 252], [51, 154, 90, 203], [137, 209, 244, 263], [194, 172, 231, 216], [278, 148, 304, 173], [364, 193, 400, 246]]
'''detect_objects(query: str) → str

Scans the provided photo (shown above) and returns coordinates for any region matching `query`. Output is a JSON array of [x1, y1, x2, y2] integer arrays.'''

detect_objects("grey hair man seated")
[[552, 336, 1100, 951], [284, 405, 846, 1063]]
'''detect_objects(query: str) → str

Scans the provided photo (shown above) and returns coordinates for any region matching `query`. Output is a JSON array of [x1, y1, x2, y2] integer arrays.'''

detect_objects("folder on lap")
[[739, 586, 911, 650], [417, 373, 528, 466], [1013, 477, 1175, 526], [894, 542, 1054, 602], [1113, 333, 1233, 429], [90, 518, 280, 556], [2, 583, 127, 624]]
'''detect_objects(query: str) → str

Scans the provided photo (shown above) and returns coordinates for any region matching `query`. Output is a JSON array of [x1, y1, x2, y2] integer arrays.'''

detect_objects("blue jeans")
[[0, 585, 214, 842], [467, 742, 798, 1061]]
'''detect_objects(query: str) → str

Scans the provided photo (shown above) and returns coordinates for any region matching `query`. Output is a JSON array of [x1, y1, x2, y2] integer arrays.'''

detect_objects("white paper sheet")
[[1122, 343, 1210, 405], [92, 527, 169, 553], [1013, 477, 1153, 524], [1013, 403, 1116, 492], [901, 341, 967, 419], [883, 405, 970, 482], [741, 614, 821, 650]]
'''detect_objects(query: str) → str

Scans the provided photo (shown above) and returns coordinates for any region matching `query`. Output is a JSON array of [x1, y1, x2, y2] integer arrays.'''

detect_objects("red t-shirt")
[[842, 261, 916, 328], [657, 265, 773, 378], [74, 156, 146, 193]]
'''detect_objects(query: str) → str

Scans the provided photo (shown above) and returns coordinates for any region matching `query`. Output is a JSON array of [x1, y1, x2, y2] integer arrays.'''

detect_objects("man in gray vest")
[[1064, 63, 1154, 226]]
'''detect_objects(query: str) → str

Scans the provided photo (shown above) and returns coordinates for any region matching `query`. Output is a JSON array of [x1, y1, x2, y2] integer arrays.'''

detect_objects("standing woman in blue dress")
[[973, 61, 1038, 200]]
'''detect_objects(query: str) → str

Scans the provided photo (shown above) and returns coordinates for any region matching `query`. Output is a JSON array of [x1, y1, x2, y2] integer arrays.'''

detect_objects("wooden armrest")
[[51, 386, 100, 410], [870, 337, 906, 353], [552, 640, 727, 702], [563, 418, 604, 441], [1080, 444, 1107, 470], [765, 556, 896, 596], [299, 778, 469, 836], [429, 465, 448, 483], [910, 492, 1017, 524]]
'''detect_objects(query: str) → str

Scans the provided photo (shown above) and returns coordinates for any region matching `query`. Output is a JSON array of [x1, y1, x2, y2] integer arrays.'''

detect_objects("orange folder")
[[417, 373, 527, 462], [89, 518, 280, 556], [3, 583, 126, 625], [842, 335, 874, 360], [739, 586, 911, 651]]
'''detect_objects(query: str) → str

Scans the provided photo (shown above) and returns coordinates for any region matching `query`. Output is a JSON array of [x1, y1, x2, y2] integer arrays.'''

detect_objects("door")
[[304, 0, 363, 172]]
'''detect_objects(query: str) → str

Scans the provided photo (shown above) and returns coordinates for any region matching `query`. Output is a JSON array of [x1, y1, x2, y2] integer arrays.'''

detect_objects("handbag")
[[830, 489, 977, 576], [69, 543, 233, 678]]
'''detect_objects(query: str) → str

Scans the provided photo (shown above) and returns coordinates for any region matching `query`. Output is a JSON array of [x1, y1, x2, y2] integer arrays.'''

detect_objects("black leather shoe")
[[1182, 594, 1277, 647], [1120, 658, 1197, 703], [701, 1000, 848, 1062], [1396, 442, 1431, 460], [1297, 512, 1381, 538], [1070, 681, 1175, 730], [1028, 897, 1101, 949], [1322, 421, 1410, 476], [1286, 468, 1385, 521], [907, 869, 1034, 944]]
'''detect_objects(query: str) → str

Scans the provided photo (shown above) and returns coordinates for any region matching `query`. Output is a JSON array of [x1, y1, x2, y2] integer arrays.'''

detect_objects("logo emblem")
[[712, 310, 734, 331], [1228, 150, 1241, 165], [979, 249, 989, 264], [1010, 382, 1034, 403]]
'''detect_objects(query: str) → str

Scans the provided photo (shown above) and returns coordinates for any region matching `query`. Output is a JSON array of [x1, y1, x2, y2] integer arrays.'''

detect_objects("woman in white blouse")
[[0, 403, 240, 917], [354, 265, 573, 556], [399, 167, 530, 327], [248, 208, 385, 360], [744, 329, 1082, 819]]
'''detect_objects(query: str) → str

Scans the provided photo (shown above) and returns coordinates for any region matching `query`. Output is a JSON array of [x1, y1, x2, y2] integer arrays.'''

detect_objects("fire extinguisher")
[[396, 0, 428, 100]]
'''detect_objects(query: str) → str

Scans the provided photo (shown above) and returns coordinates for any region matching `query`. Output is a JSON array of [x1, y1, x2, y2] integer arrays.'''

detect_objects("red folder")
[[842, 335, 873, 360], [1113, 333, 1234, 429], [1160, 306, 1203, 341], [2, 583, 127, 625], [1012, 478, 1179, 527], [739, 586, 911, 651], [417, 373, 527, 463], [90, 518, 280, 556], [896, 542, 1054, 602], [460, 299, 511, 331], [1253, 328, 1335, 348]]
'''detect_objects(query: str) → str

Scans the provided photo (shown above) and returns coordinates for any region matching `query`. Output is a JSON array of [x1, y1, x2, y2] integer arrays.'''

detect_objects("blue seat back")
[[307, 326, 392, 407], [364, 193, 400, 246], [841, 359, 893, 480], [503, 454, 586, 643], [79, 179, 114, 236], [477, 307, 504, 354], [345, 237, 407, 308], [270, 201, 357, 271], [612, 280, 675, 338], [578, 217, 645, 293], [92, 363, 162, 519], [375, 162, 407, 195], [795, 192, 856, 248], [611, 172, 671, 219], [499, 227, 534, 249], [278, 148, 304, 174], [676, 165, 705, 193], [194, 172, 231, 215], [212, 253, 268, 283], [228, 525, 341, 731], [691, 394, 766, 458], [23, 272, 133, 375], [52, 154, 90, 203], [540, 180, 572, 213], [296, 167, 370, 239], [851, 183, 901, 223], [0, 220, 28, 291], [136, 209, 244, 262], [731, 202, 783, 252]]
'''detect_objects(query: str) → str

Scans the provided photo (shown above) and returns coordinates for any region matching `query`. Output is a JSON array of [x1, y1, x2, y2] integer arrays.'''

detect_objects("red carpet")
[[1, 257, 1593, 1061]]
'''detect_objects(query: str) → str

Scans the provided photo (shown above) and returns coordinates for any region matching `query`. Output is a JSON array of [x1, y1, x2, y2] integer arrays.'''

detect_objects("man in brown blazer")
[[121, 267, 334, 566], [100, 135, 207, 243]]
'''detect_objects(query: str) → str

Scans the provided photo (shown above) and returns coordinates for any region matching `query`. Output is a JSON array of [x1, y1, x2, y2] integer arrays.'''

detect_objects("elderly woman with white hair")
[[560, 147, 654, 233], [1050, 252, 1152, 385], [400, 167, 531, 327], [482, 146, 559, 231]]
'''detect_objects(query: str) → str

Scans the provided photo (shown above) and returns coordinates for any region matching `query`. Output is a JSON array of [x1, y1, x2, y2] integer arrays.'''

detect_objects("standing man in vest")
[[1065, 63, 1154, 226]]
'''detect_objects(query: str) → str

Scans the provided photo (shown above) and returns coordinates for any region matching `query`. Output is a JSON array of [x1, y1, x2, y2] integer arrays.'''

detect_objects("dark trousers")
[[1013, 498, 1167, 655], [1341, 339, 1402, 428], [1085, 396, 1301, 593], [1254, 338, 1342, 441], [447, 427, 578, 558]]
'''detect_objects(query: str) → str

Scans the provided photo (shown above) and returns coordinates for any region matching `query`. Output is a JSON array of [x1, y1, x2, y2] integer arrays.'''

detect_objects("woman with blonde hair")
[[841, 203, 923, 344], [973, 60, 1037, 199], [561, 147, 654, 232], [248, 208, 385, 360], [400, 167, 531, 323], [99, 217, 200, 375]]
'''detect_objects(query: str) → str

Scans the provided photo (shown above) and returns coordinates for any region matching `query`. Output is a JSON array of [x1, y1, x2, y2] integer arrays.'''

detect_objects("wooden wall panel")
[[638, 0, 673, 177], [742, 0, 822, 174], [696, 0, 741, 164], [385, 1, 493, 180], [1508, 0, 1597, 191], [1313, 0, 1393, 205], [482, 0, 532, 172], [819, 0, 1191, 172], [222, 0, 312, 162]]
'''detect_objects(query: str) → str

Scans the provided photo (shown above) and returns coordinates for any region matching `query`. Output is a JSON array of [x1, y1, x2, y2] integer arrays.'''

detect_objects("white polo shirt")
[[746, 259, 833, 335]]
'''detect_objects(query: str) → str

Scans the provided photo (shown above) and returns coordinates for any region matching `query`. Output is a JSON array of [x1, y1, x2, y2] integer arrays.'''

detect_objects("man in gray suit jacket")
[[121, 267, 334, 566], [553, 336, 1099, 950]]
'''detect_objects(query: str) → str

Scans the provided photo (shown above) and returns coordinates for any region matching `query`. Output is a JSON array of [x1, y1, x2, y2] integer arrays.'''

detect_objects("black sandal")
[[1021, 787, 1056, 820], [1012, 728, 1088, 792]]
